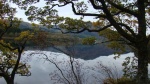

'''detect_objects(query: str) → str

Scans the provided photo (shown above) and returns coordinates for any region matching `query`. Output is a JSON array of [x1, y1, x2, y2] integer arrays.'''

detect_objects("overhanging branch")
[[52, 1, 106, 18], [53, 24, 112, 34], [104, 0, 138, 17], [99, 0, 136, 43]]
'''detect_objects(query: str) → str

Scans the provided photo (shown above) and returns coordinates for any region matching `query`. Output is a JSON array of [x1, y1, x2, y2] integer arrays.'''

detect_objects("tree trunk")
[[3, 76, 14, 84], [136, 42, 149, 84], [6, 80, 14, 84], [5, 78, 14, 84]]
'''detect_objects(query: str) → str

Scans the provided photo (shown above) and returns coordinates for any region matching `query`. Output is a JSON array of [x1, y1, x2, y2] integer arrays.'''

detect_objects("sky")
[[10, 0, 97, 23], [10, 1, 150, 35], [9, 0, 150, 35], [0, 51, 140, 84]]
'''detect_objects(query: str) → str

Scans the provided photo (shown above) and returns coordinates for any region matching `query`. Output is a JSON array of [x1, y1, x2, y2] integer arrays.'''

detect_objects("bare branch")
[[42, 53, 71, 84]]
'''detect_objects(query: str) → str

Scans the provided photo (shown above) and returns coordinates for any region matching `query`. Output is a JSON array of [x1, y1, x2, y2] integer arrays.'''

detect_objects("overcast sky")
[[10, 0, 97, 23], [10, 1, 150, 35]]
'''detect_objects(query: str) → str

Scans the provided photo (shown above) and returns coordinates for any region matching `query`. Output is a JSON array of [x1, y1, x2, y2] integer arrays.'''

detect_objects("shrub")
[[103, 77, 136, 84]]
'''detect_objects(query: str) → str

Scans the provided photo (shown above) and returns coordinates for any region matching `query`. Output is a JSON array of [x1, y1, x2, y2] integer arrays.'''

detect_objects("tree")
[[0, 1, 34, 84], [0, 0, 17, 39], [0, 30, 33, 84], [11, 0, 150, 84]]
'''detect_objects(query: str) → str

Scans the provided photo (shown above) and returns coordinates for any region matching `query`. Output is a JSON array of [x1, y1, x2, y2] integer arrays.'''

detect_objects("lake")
[[0, 51, 147, 84]]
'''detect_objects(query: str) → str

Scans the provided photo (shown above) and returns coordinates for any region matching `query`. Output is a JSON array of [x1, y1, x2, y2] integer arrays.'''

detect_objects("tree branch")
[[53, 24, 112, 34], [0, 42, 18, 51], [99, 0, 135, 43], [0, 67, 10, 82], [52, 1, 106, 18], [104, 0, 138, 17], [0, 67, 5, 76], [118, 23, 136, 37], [11, 43, 25, 79], [89, 0, 103, 9], [0, 18, 13, 40], [69, 55, 79, 84], [70, 1, 105, 18], [38, 53, 71, 84]]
